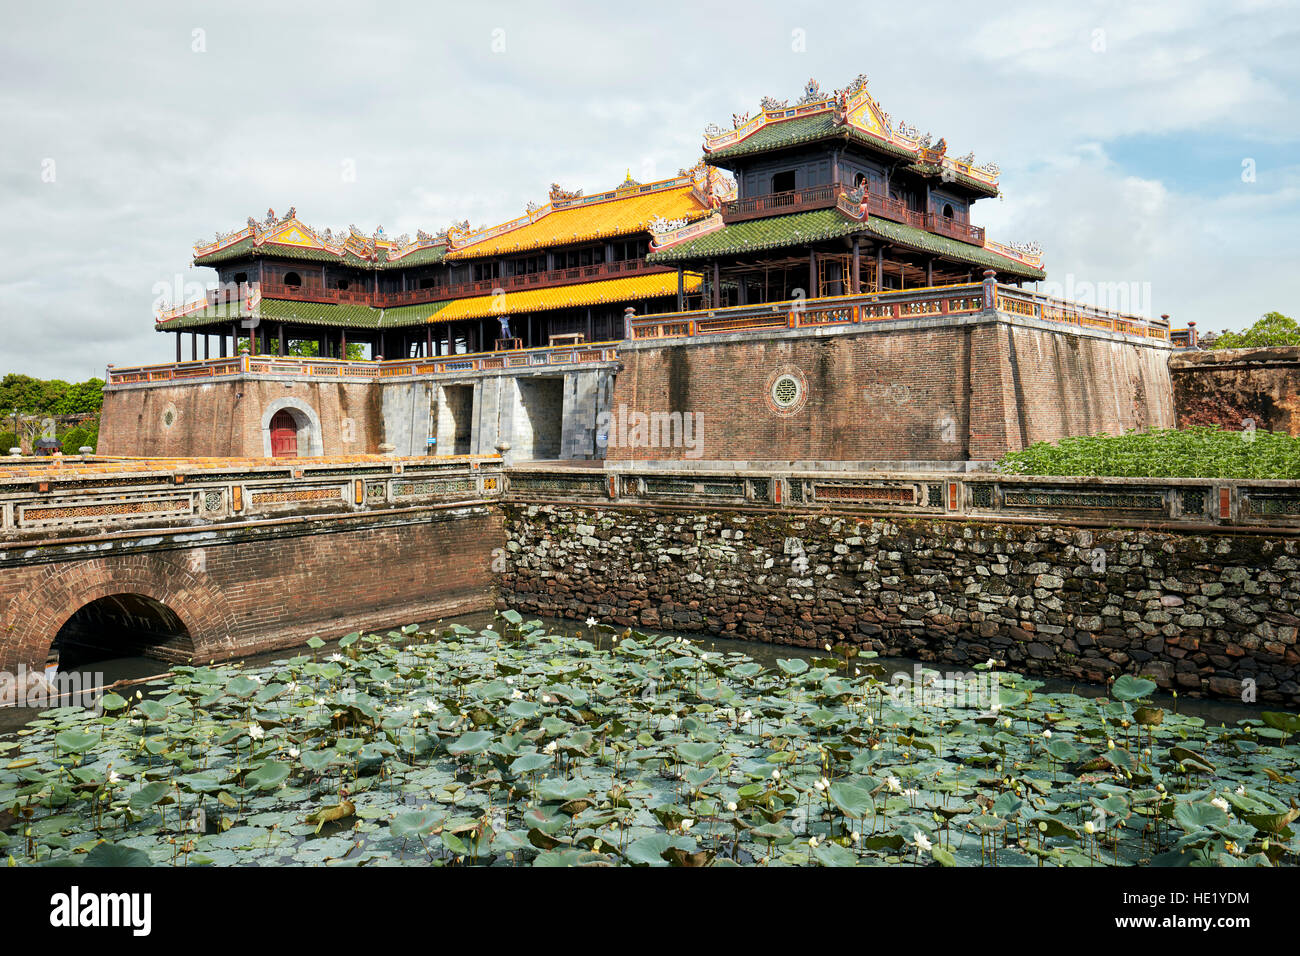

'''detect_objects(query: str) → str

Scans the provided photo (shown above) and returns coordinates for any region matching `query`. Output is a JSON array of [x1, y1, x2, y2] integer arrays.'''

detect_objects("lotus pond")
[[2, 611, 1298, 867]]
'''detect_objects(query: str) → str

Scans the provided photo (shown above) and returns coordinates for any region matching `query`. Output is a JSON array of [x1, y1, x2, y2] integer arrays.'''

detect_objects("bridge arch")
[[261, 397, 323, 458], [0, 554, 237, 672]]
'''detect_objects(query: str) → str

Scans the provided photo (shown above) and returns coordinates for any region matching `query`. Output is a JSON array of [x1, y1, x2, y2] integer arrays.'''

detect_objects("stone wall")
[[497, 503, 1300, 705], [1171, 346, 1300, 435], [609, 313, 1174, 467]]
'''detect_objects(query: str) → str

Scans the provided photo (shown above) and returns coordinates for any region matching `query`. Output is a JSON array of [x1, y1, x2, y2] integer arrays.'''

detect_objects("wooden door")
[[269, 410, 298, 458]]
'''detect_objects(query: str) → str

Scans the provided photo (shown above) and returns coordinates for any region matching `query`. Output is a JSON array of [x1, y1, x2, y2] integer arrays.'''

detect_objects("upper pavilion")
[[647, 74, 1044, 305], [155, 73, 1045, 361]]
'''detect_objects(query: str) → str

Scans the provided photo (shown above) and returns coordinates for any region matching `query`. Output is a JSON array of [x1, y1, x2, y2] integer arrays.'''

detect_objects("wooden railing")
[[627, 280, 1170, 342], [195, 258, 673, 311], [721, 183, 843, 223], [106, 342, 621, 386], [835, 190, 986, 245]]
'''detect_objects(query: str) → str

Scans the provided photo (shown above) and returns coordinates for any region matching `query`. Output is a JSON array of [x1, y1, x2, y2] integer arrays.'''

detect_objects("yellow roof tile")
[[445, 185, 710, 260], [426, 272, 702, 323]]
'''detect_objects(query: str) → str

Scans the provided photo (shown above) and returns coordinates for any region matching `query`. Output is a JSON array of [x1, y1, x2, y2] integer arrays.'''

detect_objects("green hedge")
[[997, 427, 1300, 479]]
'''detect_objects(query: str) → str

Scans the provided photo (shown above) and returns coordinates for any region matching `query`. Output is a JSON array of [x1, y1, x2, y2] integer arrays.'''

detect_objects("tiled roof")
[[646, 209, 863, 263], [705, 113, 917, 164], [905, 162, 1000, 197], [155, 298, 450, 332], [428, 272, 699, 322], [445, 186, 710, 261], [647, 208, 1044, 279], [194, 239, 446, 270], [858, 217, 1044, 279]]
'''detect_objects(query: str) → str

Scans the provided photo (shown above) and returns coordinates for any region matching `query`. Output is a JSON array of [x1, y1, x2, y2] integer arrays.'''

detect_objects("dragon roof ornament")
[[702, 73, 1000, 190]]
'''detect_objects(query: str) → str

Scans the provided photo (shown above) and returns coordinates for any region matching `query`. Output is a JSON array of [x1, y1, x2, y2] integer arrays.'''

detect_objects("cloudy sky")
[[1, 0, 1296, 379]]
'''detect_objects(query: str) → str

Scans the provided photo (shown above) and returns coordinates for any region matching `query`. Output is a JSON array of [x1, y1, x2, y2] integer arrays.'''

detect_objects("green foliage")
[[998, 427, 1300, 479], [0, 430, 16, 451], [238, 338, 367, 360], [60, 420, 98, 454], [4, 618, 1297, 868], [1214, 311, 1300, 349], [0, 374, 104, 415]]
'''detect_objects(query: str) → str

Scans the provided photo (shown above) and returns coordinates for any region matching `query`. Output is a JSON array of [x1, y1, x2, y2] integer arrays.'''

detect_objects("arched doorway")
[[270, 409, 299, 457], [261, 398, 323, 458], [51, 594, 193, 668]]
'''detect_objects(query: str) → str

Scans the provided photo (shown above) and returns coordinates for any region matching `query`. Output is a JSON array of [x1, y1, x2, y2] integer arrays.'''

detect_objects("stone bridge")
[[3, 456, 1300, 704], [0, 456, 503, 670]]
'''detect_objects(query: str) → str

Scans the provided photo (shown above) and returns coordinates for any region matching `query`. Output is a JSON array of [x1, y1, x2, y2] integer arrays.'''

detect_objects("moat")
[[3, 609, 1295, 868]]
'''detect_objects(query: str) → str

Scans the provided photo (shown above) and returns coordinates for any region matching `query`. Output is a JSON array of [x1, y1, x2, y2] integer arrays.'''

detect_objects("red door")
[[269, 410, 298, 457]]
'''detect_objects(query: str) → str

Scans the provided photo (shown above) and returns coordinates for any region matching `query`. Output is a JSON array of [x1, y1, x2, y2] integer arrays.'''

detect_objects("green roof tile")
[[194, 241, 446, 270], [647, 208, 1043, 280], [858, 216, 1044, 280], [155, 297, 450, 332], [647, 209, 862, 263], [706, 113, 917, 164]]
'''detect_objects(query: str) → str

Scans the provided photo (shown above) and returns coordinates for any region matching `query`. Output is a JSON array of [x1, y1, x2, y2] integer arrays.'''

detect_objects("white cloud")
[[0, 0, 1295, 379]]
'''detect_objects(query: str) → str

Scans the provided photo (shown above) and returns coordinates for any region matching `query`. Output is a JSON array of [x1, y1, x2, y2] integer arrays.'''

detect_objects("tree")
[[0, 374, 105, 414], [1213, 311, 1300, 348]]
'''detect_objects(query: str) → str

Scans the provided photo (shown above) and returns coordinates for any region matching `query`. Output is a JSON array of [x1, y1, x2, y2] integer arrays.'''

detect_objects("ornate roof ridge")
[[703, 74, 1000, 190], [443, 163, 729, 252], [194, 208, 453, 264]]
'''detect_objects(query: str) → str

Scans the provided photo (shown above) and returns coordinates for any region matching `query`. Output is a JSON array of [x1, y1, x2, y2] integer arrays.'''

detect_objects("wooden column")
[[899, 261, 906, 291], [341, 329, 348, 359], [426, 326, 433, 357], [712, 260, 720, 308], [278, 323, 286, 356], [926, 258, 934, 287], [808, 249, 817, 298], [677, 268, 684, 310], [190, 333, 197, 360], [851, 238, 861, 294], [875, 247, 884, 291], [203, 335, 210, 359], [176, 333, 182, 362]]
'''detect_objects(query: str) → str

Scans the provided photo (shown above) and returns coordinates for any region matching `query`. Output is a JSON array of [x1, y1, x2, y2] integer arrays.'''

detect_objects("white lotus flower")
[[771, 769, 781, 781], [913, 833, 932, 852], [1083, 821, 1096, 835], [1235, 785, 1246, 795], [808, 835, 819, 847], [288, 748, 300, 759], [248, 723, 264, 740], [1042, 729, 1052, 739], [886, 775, 901, 793], [681, 819, 694, 831], [726, 802, 738, 812], [329, 653, 342, 662], [511, 689, 524, 700], [1211, 796, 1230, 813], [586, 617, 598, 627], [108, 771, 121, 785]]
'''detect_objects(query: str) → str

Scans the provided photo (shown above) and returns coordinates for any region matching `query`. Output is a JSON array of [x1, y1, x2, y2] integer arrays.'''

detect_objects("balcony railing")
[[626, 280, 1170, 342], [721, 182, 842, 223], [106, 342, 621, 386]]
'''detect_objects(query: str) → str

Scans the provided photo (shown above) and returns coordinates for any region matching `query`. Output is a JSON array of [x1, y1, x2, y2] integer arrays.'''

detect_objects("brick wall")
[[99, 379, 383, 457], [608, 317, 1174, 464], [1171, 347, 1300, 435], [0, 508, 501, 669]]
